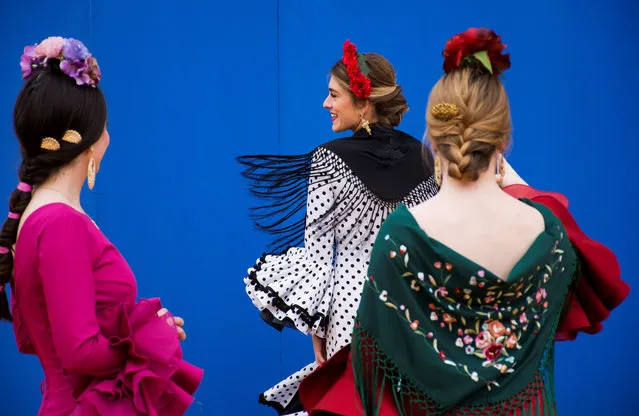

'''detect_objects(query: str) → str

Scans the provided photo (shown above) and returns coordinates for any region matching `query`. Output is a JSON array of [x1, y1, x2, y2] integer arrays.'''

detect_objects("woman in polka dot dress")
[[238, 41, 438, 415]]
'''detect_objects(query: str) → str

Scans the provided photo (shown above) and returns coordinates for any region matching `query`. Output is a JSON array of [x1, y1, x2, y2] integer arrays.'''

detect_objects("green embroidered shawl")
[[352, 200, 577, 415]]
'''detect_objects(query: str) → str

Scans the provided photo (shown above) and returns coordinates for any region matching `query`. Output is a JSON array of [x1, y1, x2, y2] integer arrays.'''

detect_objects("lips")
[[330, 112, 337, 122]]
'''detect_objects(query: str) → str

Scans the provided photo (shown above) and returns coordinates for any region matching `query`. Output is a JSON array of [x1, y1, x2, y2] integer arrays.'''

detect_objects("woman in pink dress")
[[0, 36, 203, 415]]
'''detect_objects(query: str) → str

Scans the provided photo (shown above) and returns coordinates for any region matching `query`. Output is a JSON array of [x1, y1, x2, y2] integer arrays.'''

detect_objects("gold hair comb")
[[431, 103, 459, 121], [40, 137, 60, 151], [61, 129, 82, 144]]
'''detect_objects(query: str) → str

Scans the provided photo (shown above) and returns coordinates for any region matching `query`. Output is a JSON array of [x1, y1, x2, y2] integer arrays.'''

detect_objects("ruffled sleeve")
[[243, 147, 340, 337], [76, 298, 204, 415], [502, 184, 630, 340]]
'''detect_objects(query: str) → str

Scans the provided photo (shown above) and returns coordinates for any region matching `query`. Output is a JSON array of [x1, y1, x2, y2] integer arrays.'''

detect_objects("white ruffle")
[[244, 247, 334, 337]]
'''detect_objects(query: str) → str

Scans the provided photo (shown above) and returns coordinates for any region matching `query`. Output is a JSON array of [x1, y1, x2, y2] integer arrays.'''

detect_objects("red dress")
[[298, 185, 630, 415]]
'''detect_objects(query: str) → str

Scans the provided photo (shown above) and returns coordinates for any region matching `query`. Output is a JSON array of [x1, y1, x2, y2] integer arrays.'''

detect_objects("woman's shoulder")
[[21, 202, 96, 239]]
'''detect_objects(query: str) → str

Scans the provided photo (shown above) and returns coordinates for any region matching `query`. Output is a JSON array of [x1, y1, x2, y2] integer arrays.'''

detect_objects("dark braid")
[[0, 63, 107, 321]]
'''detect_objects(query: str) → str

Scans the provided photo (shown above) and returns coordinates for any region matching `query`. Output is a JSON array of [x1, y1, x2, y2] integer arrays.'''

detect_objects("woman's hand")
[[312, 334, 327, 365], [157, 308, 187, 341]]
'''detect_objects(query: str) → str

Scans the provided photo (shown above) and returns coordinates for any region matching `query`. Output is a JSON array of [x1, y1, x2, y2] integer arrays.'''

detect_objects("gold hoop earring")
[[497, 153, 505, 186], [87, 146, 96, 190], [434, 157, 442, 187], [360, 114, 372, 135]]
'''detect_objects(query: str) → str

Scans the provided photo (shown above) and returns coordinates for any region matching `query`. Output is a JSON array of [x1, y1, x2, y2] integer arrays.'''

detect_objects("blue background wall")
[[0, 0, 637, 414]]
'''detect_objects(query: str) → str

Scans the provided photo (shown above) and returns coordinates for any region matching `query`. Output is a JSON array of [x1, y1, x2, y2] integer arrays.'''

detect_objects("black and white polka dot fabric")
[[244, 146, 438, 412]]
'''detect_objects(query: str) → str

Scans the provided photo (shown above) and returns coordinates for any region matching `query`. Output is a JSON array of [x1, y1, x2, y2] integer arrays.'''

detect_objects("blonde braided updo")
[[427, 68, 511, 182]]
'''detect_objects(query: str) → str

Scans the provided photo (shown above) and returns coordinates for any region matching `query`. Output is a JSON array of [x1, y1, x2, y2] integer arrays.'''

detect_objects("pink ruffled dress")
[[11, 203, 203, 415]]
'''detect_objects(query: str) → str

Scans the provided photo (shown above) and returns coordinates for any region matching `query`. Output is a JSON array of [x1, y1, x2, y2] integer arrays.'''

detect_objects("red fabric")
[[299, 348, 546, 416], [299, 346, 399, 416], [502, 185, 630, 340]]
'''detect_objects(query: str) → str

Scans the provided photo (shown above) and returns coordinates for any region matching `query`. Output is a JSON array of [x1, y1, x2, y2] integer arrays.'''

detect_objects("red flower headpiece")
[[342, 40, 372, 100], [442, 28, 511, 76]]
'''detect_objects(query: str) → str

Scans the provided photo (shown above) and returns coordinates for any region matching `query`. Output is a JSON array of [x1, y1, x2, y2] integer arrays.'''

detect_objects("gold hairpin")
[[431, 103, 459, 122], [40, 137, 60, 151], [61, 129, 82, 144]]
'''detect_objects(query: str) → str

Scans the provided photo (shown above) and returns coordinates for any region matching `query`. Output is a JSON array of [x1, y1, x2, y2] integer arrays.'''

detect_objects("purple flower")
[[60, 59, 90, 85], [62, 38, 89, 61], [20, 45, 37, 79]]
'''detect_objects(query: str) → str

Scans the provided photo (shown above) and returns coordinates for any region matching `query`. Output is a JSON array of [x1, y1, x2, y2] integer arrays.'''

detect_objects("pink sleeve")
[[11, 294, 35, 354], [39, 209, 126, 376]]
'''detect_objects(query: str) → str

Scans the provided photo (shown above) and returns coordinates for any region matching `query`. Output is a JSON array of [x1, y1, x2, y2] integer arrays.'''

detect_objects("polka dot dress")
[[244, 147, 439, 412]]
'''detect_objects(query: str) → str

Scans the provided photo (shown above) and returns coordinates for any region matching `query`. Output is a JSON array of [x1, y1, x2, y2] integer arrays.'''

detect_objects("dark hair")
[[0, 61, 107, 321], [330, 53, 409, 127]]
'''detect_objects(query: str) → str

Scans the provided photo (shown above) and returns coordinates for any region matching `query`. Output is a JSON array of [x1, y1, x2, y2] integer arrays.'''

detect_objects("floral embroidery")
[[367, 231, 568, 390]]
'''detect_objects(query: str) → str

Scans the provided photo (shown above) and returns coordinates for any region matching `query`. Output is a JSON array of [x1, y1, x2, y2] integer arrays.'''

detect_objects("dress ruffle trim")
[[75, 298, 203, 415], [502, 185, 630, 341], [244, 247, 334, 337]]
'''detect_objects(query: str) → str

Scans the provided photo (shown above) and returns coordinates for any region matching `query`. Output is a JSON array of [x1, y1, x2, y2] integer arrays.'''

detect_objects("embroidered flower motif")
[[519, 312, 528, 324], [482, 342, 504, 361], [469, 276, 477, 286], [435, 287, 448, 297], [427, 332, 434, 339], [442, 313, 457, 324], [535, 288, 547, 304], [390, 251, 397, 259], [430, 312, 438, 321], [378, 290, 388, 301], [505, 333, 518, 349], [418, 272, 425, 281], [445, 262, 453, 271], [463, 335, 474, 345], [457, 328, 464, 336], [434, 262, 442, 269], [399, 245, 407, 254], [487, 320, 506, 338], [475, 331, 491, 349], [439, 351, 446, 361], [456, 338, 464, 348], [477, 270, 485, 278], [369, 275, 374, 281], [471, 371, 479, 382], [410, 320, 419, 331], [400, 305, 405, 310], [465, 345, 475, 355], [484, 296, 495, 304]]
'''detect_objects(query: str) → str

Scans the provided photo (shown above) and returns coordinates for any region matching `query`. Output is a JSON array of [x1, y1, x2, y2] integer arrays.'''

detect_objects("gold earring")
[[360, 114, 372, 135], [434, 156, 442, 187], [87, 146, 96, 190], [497, 153, 505, 186]]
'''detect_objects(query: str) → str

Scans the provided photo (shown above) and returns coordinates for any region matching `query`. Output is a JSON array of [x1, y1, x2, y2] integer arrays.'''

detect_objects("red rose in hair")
[[442, 28, 511, 75], [342, 40, 372, 100]]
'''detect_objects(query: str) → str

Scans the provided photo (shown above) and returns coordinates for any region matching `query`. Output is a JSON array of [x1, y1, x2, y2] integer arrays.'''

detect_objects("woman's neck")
[[35, 165, 86, 210]]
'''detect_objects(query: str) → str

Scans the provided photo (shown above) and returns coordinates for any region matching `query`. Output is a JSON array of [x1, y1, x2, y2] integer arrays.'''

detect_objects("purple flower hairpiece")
[[20, 36, 101, 88]]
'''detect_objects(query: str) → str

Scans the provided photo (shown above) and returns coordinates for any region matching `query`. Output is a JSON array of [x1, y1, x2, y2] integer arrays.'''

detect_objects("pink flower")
[[463, 335, 474, 345], [434, 261, 442, 269], [519, 312, 528, 324], [435, 287, 448, 297], [536, 288, 547, 304], [475, 331, 491, 349], [410, 320, 419, 331], [35, 36, 65, 58]]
